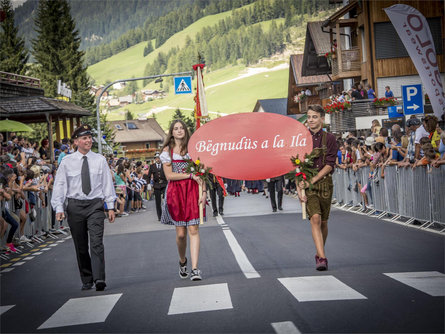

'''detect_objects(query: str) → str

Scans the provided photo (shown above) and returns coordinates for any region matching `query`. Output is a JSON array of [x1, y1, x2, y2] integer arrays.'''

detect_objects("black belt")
[[67, 198, 103, 204]]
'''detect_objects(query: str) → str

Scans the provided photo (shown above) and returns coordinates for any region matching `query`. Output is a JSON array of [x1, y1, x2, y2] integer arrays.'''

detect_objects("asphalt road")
[[1, 192, 444, 333]]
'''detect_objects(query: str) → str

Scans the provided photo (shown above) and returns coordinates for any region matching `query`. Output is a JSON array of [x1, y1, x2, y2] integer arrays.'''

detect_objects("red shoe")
[[6, 243, 17, 253], [315, 255, 328, 271]]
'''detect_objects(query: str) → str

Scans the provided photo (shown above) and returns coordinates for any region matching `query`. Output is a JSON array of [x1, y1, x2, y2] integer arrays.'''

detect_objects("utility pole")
[[95, 71, 193, 154]]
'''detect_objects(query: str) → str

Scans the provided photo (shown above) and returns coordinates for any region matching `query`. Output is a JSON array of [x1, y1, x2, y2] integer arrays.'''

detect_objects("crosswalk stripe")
[[0, 305, 15, 315], [0, 263, 12, 268], [33, 252, 43, 255], [12, 261, 25, 267], [0, 268, 14, 273], [38, 294, 122, 329], [23, 256, 35, 261], [168, 283, 233, 315], [384, 271, 445, 296], [271, 321, 301, 334], [41, 248, 51, 251], [278, 275, 367, 302]]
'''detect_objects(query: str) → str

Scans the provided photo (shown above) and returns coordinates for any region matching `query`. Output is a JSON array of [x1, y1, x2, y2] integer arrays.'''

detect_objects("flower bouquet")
[[185, 158, 212, 224], [324, 100, 351, 114], [294, 92, 307, 103], [290, 149, 321, 219], [373, 97, 397, 107]]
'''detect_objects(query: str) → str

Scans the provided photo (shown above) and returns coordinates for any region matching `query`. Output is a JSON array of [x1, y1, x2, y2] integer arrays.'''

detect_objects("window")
[[375, 18, 443, 59], [114, 124, 123, 130], [145, 143, 150, 149], [126, 122, 138, 130]]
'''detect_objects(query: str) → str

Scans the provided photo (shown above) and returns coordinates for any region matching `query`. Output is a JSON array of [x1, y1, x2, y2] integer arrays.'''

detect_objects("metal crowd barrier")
[[1, 190, 69, 251], [332, 165, 445, 226]]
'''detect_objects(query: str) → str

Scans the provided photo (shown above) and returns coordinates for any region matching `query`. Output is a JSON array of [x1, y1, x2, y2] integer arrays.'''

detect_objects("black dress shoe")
[[272, 208, 277, 212], [278, 207, 283, 211], [81, 282, 93, 290], [219, 211, 224, 216], [95, 280, 107, 291], [213, 212, 218, 217]]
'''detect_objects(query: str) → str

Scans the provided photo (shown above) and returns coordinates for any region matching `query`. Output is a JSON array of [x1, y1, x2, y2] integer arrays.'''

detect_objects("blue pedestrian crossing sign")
[[174, 76, 192, 95], [402, 84, 423, 115]]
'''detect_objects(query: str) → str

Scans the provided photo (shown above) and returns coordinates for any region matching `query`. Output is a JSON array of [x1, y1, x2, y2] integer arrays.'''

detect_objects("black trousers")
[[268, 181, 283, 210], [209, 183, 224, 214], [154, 187, 166, 220], [66, 198, 106, 284]]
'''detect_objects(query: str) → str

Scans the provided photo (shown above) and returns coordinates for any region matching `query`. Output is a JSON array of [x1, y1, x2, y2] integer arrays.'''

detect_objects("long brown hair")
[[161, 119, 191, 156]]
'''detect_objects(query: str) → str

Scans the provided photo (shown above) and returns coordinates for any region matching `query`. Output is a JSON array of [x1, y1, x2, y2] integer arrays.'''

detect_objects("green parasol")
[[0, 119, 34, 132]]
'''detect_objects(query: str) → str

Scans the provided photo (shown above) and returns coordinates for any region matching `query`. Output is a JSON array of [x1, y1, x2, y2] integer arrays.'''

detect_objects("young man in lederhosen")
[[51, 124, 116, 291], [297, 105, 337, 271]]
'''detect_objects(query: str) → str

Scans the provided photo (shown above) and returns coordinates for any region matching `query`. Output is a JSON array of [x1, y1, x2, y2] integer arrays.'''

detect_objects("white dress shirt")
[[51, 150, 116, 213]]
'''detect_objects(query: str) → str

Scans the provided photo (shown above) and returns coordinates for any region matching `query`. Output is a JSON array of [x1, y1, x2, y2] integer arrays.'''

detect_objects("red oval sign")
[[188, 113, 313, 180]]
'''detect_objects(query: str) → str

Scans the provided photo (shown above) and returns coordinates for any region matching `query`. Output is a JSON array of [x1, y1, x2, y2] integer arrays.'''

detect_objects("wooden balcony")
[[331, 47, 361, 80], [299, 95, 322, 113]]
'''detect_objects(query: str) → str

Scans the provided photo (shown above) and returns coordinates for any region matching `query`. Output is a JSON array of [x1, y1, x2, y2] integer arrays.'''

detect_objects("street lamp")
[[95, 71, 193, 154]]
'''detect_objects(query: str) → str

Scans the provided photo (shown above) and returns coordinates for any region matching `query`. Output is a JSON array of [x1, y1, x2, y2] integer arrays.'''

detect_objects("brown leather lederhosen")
[[305, 131, 334, 221]]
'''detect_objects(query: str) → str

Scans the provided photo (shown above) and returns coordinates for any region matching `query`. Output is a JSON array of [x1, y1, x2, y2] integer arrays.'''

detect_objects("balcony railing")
[[331, 47, 361, 78], [0, 71, 41, 88]]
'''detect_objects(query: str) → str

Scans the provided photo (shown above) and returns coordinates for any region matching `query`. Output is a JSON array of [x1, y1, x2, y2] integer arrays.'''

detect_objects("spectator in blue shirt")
[[385, 86, 394, 98], [366, 84, 376, 99], [57, 145, 69, 165]]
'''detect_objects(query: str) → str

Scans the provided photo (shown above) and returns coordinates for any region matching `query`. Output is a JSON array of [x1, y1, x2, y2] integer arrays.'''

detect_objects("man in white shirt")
[[414, 118, 430, 159], [305, 88, 312, 96], [51, 124, 116, 291]]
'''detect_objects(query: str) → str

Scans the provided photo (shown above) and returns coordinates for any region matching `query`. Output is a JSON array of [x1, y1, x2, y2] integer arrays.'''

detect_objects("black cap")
[[406, 118, 421, 127], [72, 124, 93, 139]]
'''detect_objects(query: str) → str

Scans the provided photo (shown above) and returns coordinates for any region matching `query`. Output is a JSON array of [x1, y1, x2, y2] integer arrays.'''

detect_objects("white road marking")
[[216, 215, 260, 279], [23, 256, 35, 260], [12, 262, 25, 267], [38, 294, 122, 329], [384, 271, 445, 296], [278, 276, 367, 302], [0, 268, 14, 273], [41, 248, 51, 251], [33, 252, 43, 255], [168, 283, 233, 315], [0, 305, 15, 315], [49, 244, 58, 247], [271, 321, 301, 334]]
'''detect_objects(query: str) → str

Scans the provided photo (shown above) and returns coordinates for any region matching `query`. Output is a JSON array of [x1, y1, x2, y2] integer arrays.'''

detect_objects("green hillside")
[[88, 9, 248, 85], [106, 63, 289, 129], [88, 4, 337, 131]]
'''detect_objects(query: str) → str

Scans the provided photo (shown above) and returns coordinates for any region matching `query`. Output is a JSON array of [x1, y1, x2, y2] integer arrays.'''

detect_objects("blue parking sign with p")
[[174, 76, 192, 95], [402, 84, 423, 115]]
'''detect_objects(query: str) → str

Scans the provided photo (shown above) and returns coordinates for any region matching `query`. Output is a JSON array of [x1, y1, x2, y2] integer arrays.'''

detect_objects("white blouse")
[[160, 151, 190, 164]]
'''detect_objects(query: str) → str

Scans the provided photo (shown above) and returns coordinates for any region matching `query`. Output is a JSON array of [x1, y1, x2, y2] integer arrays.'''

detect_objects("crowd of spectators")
[[334, 115, 445, 208], [328, 83, 379, 103], [0, 132, 161, 254]]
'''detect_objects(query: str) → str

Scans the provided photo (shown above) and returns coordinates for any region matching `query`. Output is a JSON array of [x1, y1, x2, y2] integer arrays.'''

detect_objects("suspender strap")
[[322, 131, 327, 166]]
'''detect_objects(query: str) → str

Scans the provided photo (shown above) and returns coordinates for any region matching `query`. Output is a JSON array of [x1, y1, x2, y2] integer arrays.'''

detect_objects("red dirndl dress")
[[160, 151, 202, 226]]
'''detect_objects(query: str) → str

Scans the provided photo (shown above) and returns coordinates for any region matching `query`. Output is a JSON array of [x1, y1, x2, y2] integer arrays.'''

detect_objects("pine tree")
[[0, 0, 29, 74], [31, 0, 94, 110]]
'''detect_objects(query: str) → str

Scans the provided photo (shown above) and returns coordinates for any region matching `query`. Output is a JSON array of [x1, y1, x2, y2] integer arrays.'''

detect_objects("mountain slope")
[[14, 0, 194, 50]]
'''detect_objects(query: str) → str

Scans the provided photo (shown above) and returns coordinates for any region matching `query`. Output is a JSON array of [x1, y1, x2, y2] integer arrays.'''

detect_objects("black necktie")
[[157, 164, 160, 169], [81, 156, 91, 195]]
